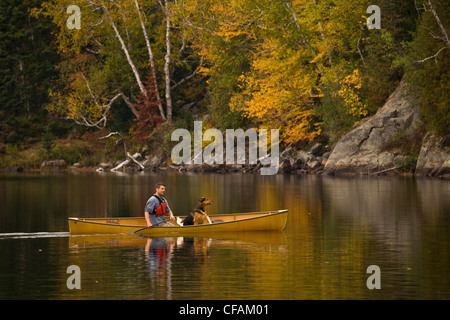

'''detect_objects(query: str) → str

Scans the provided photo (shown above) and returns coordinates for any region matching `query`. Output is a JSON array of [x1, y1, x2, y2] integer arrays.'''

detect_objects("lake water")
[[0, 172, 449, 300]]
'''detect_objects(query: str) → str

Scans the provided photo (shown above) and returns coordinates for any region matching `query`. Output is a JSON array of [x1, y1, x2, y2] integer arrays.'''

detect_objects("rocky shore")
[[4, 132, 448, 178], [31, 131, 448, 179], [320, 79, 449, 179], [139, 140, 331, 175], [92, 79, 449, 179], [2, 80, 449, 178]]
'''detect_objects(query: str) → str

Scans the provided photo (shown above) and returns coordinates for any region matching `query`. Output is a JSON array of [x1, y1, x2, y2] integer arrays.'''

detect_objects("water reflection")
[[1, 173, 450, 299], [66, 232, 288, 300], [144, 237, 174, 299]]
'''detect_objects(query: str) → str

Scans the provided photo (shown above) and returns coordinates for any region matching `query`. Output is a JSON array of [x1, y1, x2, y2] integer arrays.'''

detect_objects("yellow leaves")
[[46, 72, 110, 128], [66, 92, 101, 121], [283, 117, 322, 144], [198, 66, 212, 76], [230, 39, 322, 143], [46, 90, 65, 117], [47, 90, 96, 121], [338, 69, 368, 118], [180, 0, 372, 144], [210, 1, 245, 37]]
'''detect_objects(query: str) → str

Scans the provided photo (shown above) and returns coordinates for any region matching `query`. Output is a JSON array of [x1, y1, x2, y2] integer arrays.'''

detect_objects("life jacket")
[[152, 194, 167, 216]]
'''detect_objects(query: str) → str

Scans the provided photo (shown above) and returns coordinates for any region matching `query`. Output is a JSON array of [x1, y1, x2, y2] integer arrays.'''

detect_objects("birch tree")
[[416, 0, 450, 63], [162, 0, 173, 122], [100, 0, 147, 98], [134, 0, 165, 119], [34, 0, 204, 132]]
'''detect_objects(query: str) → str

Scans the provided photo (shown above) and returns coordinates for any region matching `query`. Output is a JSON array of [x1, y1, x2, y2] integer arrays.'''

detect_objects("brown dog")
[[183, 197, 213, 226]]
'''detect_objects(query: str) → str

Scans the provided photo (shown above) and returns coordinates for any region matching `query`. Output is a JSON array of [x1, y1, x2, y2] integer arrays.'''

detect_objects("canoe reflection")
[[68, 232, 287, 299], [68, 231, 287, 248]]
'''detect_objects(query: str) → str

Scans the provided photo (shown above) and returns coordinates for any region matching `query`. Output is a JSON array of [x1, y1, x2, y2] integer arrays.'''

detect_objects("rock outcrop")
[[40, 159, 67, 171], [324, 79, 421, 175], [278, 143, 329, 174], [415, 132, 450, 178]]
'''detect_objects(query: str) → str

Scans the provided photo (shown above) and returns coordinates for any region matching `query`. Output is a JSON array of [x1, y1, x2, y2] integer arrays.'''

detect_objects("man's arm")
[[144, 211, 152, 227], [168, 210, 175, 221], [144, 197, 157, 227], [165, 200, 175, 221]]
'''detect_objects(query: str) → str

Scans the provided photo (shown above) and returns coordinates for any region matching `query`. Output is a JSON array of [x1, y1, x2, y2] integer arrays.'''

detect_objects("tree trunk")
[[163, 0, 173, 122], [101, 1, 147, 98], [134, 0, 166, 120], [117, 89, 140, 118], [427, 0, 450, 51]]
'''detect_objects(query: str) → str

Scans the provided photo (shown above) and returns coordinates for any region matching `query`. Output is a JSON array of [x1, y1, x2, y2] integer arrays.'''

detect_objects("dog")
[[183, 197, 213, 226]]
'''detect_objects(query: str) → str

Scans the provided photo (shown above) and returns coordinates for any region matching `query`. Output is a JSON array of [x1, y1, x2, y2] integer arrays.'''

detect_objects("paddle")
[[132, 226, 150, 234], [132, 217, 183, 234]]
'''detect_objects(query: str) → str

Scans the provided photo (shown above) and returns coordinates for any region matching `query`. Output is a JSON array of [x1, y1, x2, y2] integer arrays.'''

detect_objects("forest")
[[0, 0, 449, 169]]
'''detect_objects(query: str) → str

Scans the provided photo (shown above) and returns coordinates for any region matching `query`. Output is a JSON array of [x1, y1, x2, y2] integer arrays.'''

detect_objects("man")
[[144, 182, 176, 227]]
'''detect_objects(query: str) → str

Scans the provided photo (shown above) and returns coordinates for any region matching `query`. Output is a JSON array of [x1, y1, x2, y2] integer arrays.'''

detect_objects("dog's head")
[[198, 197, 213, 206]]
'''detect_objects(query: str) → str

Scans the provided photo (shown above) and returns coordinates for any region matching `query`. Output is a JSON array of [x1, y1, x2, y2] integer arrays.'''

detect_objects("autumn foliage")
[[16, 0, 448, 149]]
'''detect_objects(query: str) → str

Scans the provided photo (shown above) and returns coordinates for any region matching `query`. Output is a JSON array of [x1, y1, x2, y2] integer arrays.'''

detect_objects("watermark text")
[[171, 121, 279, 175]]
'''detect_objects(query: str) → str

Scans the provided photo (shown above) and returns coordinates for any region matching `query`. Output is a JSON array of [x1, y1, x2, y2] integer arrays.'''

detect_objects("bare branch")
[[357, 32, 365, 65], [69, 115, 106, 129], [98, 131, 122, 140], [171, 56, 204, 90], [424, 26, 446, 41], [88, 18, 104, 29], [81, 73, 100, 107], [68, 92, 121, 129], [98, 131, 128, 158], [85, 47, 100, 55], [110, 0, 132, 48], [416, 46, 448, 63], [105, 92, 122, 109], [413, 1, 449, 65], [117, 89, 139, 118], [98, 132, 144, 171], [427, 0, 450, 51], [127, 152, 145, 170]]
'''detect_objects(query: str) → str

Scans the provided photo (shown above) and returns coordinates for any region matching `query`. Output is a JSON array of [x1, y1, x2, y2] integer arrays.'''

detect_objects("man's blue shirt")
[[145, 195, 171, 226]]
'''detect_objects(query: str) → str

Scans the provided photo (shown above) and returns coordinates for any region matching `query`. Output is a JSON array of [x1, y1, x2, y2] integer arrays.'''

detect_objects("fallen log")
[[369, 166, 403, 175], [98, 132, 144, 172]]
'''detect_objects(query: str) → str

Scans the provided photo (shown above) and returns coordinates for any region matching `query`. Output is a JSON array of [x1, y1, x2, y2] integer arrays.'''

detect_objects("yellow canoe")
[[68, 209, 288, 235]]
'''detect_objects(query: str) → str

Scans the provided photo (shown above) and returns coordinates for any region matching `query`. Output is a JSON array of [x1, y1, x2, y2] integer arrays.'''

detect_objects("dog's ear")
[[199, 197, 206, 202]]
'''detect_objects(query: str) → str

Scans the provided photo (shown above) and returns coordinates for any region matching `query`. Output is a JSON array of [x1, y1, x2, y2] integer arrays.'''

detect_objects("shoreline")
[[1, 132, 448, 179], [1, 160, 443, 179]]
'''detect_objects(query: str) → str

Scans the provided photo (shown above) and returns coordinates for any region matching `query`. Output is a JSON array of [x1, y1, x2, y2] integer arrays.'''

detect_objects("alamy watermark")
[[366, 265, 381, 289], [66, 5, 81, 30], [171, 121, 280, 175], [66, 265, 81, 289], [366, 5, 381, 30]]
